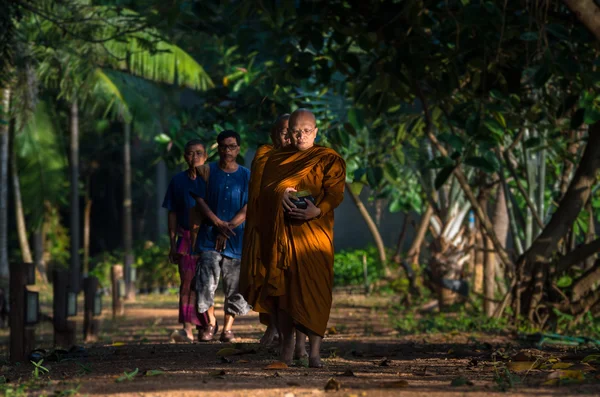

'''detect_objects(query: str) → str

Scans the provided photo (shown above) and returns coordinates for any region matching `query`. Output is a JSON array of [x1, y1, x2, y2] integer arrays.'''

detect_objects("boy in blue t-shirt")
[[192, 130, 251, 343]]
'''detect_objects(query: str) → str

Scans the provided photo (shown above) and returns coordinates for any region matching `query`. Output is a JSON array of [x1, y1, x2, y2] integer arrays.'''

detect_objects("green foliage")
[[393, 309, 510, 335], [333, 247, 385, 286]]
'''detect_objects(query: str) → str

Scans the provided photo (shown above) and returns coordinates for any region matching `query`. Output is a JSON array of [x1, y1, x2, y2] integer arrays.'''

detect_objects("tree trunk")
[[155, 160, 168, 240], [562, 0, 600, 42], [485, 184, 509, 316], [392, 214, 410, 263], [83, 174, 92, 277], [123, 122, 135, 300], [11, 121, 33, 264], [0, 88, 10, 288], [406, 204, 432, 266], [69, 100, 81, 292], [492, 184, 509, 296], [346, 183, 389, 277], [519, 122, 600, 322], [33, 228, 47, 283]]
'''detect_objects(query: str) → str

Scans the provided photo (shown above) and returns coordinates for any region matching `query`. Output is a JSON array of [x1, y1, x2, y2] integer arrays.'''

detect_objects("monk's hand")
[[215, 219, 236, 237], [288, 199, 321, 221], [282, 187, 298, 211], [215, 233, 228, 252]]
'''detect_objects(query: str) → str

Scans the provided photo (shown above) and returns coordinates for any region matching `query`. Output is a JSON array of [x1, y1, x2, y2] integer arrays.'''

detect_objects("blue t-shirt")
[[161, 171, 202, 231], [195, 162, 250, 259]]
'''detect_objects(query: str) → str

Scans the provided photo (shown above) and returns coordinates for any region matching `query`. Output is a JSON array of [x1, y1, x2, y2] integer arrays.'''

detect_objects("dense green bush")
[[333, 246, 384, 286]]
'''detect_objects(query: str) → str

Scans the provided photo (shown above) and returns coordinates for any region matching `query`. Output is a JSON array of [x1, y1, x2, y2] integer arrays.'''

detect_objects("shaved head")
[[289, 109, 318, 151], [289, 109, 316, 127], [271, 113, 290, 148]]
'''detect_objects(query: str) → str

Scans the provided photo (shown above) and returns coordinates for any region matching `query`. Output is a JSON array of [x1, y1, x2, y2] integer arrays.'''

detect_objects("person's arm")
[[288, 155, 346, 221], [228, 204, 247, 228], [168, 211, 180, 263]]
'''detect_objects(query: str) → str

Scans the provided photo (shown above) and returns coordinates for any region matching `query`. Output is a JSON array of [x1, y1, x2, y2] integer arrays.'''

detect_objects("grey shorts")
[[196, 250, 251, 316]]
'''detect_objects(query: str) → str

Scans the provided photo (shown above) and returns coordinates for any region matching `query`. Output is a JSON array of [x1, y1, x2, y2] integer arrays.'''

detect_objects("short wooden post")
[[111, 265, 125, 318], [9, 262, 26, 363], [9, 262, 37, 363], [53, 270, 76, 347], [83, 276, 100, 342]]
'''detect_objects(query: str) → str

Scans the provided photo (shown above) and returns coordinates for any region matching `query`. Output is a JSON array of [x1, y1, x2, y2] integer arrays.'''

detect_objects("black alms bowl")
[[290, 195, 315, 210]]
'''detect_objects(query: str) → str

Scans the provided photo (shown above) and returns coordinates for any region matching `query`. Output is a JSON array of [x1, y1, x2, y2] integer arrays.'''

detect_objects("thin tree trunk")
[[123, 122, 135, 300], [0, 88, 10, 287], [392, 214, 410, 263], [484, 235, 495, 316], [83, 174, 92, 277], [69, 100, 81, 292], [406, 204, 432, 266], [346, 183, 389, 277], [485, 184, 509, 316], [33, 228, 47, 283], [11, 120, 33, 263], [156, 160, 168, 240], [585, 200, 596, 269], [492, 184, 509, 295]]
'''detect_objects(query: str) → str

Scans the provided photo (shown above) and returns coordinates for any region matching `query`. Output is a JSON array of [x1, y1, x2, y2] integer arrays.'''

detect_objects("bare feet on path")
[[1, 292, 599, 396]]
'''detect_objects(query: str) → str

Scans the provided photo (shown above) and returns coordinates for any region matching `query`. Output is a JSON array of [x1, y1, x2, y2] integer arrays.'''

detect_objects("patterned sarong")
[[177, 229, 209, 327]]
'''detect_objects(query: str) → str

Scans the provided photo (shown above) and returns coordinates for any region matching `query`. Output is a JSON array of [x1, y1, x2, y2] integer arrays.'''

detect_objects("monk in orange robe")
[[240, 114, 290, 345], [256, 109, 346, 367]]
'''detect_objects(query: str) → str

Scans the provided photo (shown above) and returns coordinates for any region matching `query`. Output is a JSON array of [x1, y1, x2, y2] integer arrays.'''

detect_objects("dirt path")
[[1, 292, 599, 396]]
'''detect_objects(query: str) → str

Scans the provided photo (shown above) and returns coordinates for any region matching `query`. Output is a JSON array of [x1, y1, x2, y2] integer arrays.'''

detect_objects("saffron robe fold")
[[256, 145, 346, 337], [239, 144, 274, 316]]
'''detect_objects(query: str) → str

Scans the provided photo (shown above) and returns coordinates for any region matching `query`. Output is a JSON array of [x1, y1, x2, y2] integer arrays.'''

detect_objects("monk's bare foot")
[[294, 345, 308, 360], [280, 338, 295, 365], [260, 325, 279, 346], [309, 356, 323, 368]]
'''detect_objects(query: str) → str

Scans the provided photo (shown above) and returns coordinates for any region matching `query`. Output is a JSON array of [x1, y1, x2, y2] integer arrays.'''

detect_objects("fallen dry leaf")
[[237, 359, 249, 364], [324, 378, 341, 391], [327, 326, 338, 335], [582, 354, 600, 364], [542, 369, 585, 385], [216, 348, 243, 357], [265, 361, 288, 370], [567, 363, 595, 372], [338, 369, 356, 377], [381, 380, 409, 388], [208, 370, 226, 377], [551, 363, 573, 370], [507, 361, 539, 372], [111, 342, 125, 347]]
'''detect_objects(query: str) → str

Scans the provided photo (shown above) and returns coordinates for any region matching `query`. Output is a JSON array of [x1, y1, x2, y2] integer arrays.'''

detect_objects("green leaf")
[[349, 182, 364, 196], [384, 163, 399, 181], [428, 156, 454, 169], [367, 166, 384, 187], [464, 156, 498, 173], [389, 197, 403, 213], [438, 132, 464, 152], [556, 275, 573, 288], [154, 133, 171, 144], [434, 165, 455, 190], [347, 108, 365, 131], [584, 106, 600, 125], [520, 32, 539, 41]]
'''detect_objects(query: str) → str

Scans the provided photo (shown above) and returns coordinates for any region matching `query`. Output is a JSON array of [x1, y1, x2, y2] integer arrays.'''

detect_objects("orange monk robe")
[[256, 146, 346, 337], [239, 144, 274, 316]]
